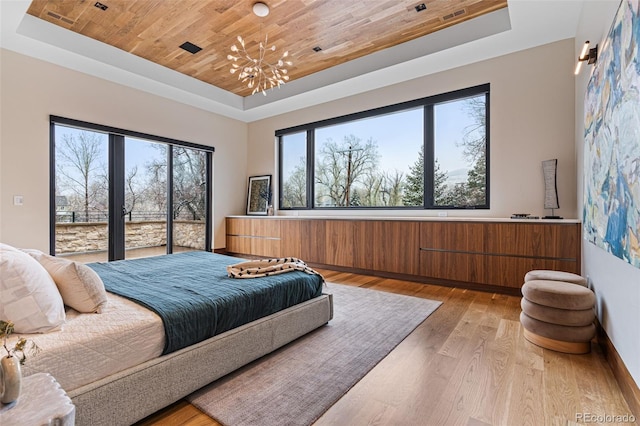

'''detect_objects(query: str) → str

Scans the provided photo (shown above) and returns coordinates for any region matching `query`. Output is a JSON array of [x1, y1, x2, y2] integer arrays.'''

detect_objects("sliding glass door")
[[51, 118, 213, 262], [53, 126, 110, 262], [172, 146, 208, 252], [123, 137, 169, 259]]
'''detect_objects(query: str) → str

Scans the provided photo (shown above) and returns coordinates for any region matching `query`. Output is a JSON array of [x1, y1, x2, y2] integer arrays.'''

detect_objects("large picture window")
[[51, 116, 213, 262], [278, 84, 489, 210]]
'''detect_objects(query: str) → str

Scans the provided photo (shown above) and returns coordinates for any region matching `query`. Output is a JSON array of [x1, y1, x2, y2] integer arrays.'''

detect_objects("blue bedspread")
[[88, 252, 323, 354]]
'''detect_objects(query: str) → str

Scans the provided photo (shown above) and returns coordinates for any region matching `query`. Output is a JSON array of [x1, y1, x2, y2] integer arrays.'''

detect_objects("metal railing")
[[56, 210, 205, 223], [56, 211, 167, 223]]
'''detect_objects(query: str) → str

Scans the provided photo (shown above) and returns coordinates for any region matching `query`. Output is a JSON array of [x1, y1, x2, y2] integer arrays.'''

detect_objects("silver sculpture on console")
[[542, 159, 562, 219]]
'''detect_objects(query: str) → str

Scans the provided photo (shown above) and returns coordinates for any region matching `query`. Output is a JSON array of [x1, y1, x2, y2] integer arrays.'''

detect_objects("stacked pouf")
[[520, 270, 596, 354]]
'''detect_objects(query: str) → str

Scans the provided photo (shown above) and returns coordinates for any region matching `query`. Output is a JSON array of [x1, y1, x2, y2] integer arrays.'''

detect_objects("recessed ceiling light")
[[415, 3, 427, 12], [179, 42, 202, 54]]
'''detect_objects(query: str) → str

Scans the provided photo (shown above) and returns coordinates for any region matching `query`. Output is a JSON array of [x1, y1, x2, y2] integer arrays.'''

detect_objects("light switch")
[[13, 195, 24, 206]]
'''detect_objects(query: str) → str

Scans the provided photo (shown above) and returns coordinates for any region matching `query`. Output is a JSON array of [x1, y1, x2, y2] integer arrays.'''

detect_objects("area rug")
[[187, 283, 442, 426]]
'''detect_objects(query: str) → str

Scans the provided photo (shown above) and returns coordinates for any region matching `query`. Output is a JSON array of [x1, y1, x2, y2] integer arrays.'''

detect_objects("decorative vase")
[[0, 356, 22, 404]]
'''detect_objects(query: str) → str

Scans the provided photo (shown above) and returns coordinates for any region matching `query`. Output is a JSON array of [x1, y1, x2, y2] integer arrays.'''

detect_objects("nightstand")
[[0, 373, 75, 425]]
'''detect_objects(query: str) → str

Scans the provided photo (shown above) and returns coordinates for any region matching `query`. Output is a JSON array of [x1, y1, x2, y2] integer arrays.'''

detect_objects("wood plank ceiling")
[[26, 0, 507, 97]]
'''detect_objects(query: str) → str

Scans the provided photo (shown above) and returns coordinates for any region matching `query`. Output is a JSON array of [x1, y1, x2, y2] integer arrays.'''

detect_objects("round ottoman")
[[524, 270, 587, 287], [520, 279, 596, 354]]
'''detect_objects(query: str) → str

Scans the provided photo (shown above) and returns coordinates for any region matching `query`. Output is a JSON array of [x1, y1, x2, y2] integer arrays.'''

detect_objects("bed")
[[2, 249, 333, 425]]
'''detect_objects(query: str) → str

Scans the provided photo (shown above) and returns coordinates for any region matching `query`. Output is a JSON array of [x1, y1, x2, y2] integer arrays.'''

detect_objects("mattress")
[[16, 292, 164, 392]]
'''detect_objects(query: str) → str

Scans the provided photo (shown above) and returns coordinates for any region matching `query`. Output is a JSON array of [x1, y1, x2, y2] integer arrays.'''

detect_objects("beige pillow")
[[0, 243, 66, 333], [23, 249, 108, 313]]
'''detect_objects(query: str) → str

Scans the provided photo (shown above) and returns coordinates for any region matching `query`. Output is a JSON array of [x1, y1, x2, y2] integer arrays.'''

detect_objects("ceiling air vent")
[[179, 42, 202, 54], [45, 10, 75, 25], [442, 9, 466, 21], [415, 3, 427, 12]]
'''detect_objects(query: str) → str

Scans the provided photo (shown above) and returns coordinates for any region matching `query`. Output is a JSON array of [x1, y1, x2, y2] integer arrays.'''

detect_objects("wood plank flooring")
[[137, 269, 636, 426]]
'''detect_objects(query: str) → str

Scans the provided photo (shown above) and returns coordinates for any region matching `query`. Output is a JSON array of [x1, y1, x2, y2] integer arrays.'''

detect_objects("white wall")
[[0, 48, 248, 250], [575, 1, 640, 388], [248, 39, 577, 219]]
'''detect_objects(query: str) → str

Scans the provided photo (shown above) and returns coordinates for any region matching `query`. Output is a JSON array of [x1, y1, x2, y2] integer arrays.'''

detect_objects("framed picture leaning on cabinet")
[[246, 175, 271, 215]]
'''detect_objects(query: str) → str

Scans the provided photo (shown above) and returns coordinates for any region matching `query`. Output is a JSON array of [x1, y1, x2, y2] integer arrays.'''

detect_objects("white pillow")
[[23, 250, 108, 314], [0, 243, 66, 333]]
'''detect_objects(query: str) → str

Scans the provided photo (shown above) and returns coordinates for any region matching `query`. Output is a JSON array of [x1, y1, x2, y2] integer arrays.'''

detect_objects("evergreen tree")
[[403, 145, 450, 206], [403, 145, 425, 206], [433, 159, 449, 205], [349, 190, 362, 206], [446, 183, 471, 206], [465, 151, 486, 206]]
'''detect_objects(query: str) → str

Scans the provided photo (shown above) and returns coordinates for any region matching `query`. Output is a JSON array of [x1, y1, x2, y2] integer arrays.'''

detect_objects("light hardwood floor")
[[138, 269, 637, 426]]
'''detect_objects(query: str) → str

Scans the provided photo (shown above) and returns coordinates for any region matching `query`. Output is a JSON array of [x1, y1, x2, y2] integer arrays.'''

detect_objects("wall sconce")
[[574, 41, 598, 75]]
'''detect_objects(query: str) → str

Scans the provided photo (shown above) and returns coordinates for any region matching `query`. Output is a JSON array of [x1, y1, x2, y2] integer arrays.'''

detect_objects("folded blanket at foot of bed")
[[227, 257, 324, 282]]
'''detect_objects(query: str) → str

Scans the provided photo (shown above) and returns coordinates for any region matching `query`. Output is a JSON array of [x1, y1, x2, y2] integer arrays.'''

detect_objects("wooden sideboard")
[[225, 216, 582, 294]]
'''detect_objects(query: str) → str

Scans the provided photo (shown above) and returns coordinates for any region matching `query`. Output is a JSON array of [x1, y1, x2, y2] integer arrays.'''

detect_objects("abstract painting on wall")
[[583, 0, 640, 269]]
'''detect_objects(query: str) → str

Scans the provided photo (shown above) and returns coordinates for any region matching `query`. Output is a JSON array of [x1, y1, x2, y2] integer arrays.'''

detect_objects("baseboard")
[[596, 320, 640, 419]]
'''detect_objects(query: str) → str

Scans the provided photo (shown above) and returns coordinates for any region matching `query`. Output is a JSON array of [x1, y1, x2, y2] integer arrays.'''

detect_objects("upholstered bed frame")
[[68, 293, 334, 425]]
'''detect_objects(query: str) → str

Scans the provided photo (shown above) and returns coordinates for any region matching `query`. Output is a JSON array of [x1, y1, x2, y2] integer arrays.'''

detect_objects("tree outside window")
[[278, 84, 489, 210]]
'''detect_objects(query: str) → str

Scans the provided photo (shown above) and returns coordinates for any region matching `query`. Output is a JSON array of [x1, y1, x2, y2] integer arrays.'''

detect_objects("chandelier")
[[228, 2, 292, 96]]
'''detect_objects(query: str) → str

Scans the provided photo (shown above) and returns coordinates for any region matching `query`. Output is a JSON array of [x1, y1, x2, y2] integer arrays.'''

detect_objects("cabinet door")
[[372, 221, 419, 275], [280, 220, 303, 259], [226, 235, 251, 255], [483, 223, 581, 286], [483, 223, 580, 258], [353, 221, 375, 270], [325, 220, 354, 267], [226, 218, 252, 255], [252, 218, 280, 238], [484, 257, 580, 289], [251, 237, 281, 257], [300, 220, 326, 264], [420, 251, 486, 283], [226, 217, 251, 237], [484, 256, 535, 288], [420, 222, 485, 252], [249, 219, 281, 257], [419, 222, 486, 283]]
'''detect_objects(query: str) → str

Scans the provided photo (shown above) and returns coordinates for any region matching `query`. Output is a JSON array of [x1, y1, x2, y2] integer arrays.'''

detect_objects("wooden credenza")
[[225, 216, 581, 294]]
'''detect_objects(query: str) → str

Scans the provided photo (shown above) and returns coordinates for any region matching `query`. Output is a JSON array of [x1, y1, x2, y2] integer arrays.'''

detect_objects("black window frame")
[[277, 83, 490, 210], [49, 115, 214, 259]]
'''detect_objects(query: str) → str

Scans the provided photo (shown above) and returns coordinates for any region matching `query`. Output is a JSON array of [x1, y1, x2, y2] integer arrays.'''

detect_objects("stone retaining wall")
[[173, 221, 206, 249], [55, 221, 205, 253]]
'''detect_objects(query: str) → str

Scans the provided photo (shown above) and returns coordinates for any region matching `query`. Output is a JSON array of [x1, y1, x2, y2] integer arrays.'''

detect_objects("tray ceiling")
[[26, 0, 508, 98]]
